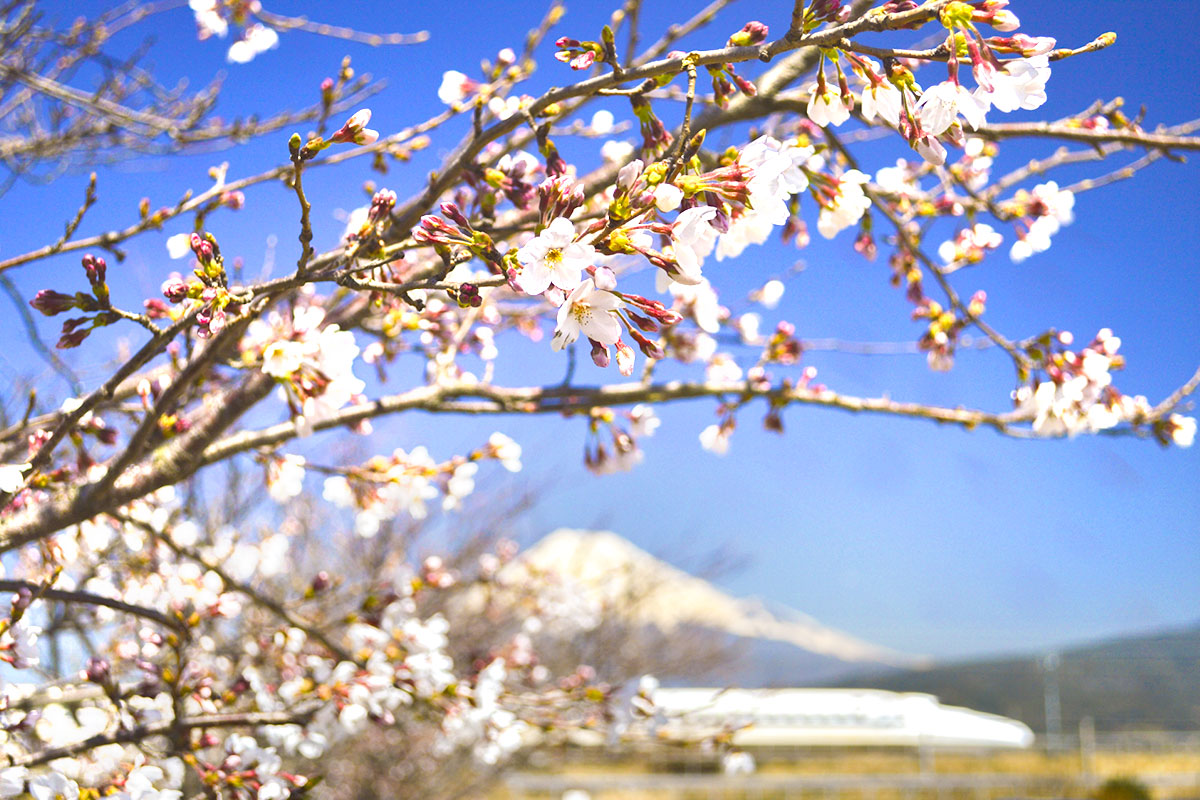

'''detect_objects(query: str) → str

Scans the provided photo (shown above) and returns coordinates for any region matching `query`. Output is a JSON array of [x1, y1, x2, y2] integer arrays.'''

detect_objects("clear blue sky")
[[2, 1, 1197, 660]]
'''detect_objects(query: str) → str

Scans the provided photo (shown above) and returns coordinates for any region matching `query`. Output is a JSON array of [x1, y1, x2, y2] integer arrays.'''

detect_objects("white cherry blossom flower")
[[616, 159, 643, 190], [741, 136, 812, 212], [706, 353, 743, 383], [715, 211, 774, 261], [654, 183, 683, 212], [257, 778, 290, 800], [267, 455, 305, 503], [699, 423, 731, 455], [756, 279, 785, 309], [1010, 181, 1074, 262], [189, 0, 227, 39], [816, 170, 871, 239], [121, 766, 181, 800], [600, 140, 635, 163], [227, 24, 279, 64], [915, 135, 947, 166], [301, 325, 366, 426], [488, 432, 523, 471], [551, 280, 622, 350], [860, 81, 902, 126], [28, 773, 78, 800], [1032, 180, 1075, 225], [629, 405, 660, 438], [0, 463, 29, 493], [261, 340, 307, 378], [0, 767, 27, 798], [166, 233, 192, 259], [323, 475, 355, 507], [670, 205, 718, 283], [438, 70, 473, 105], [916, 81, 988, 134], [807, 84, 852, 127], [736, 313, 761, 343], [980, 56, 1051, 113], [669, 278, 723, 334], [487, 95, 522, 120], [875, 159, 919, 196], [6, 621, 39, 668], [1169, 414, 1196, 447], [442, 462, 478, 510], [590, 109, 614, 133], [515, 217, 595, 295]]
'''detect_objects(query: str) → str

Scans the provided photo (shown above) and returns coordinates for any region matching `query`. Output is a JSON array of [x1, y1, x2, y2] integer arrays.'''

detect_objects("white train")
[[648, 687, 1035, 748]]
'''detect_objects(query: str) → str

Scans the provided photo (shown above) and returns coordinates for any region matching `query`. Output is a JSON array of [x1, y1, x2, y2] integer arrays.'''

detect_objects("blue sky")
[[2, 1, 1197, 661]]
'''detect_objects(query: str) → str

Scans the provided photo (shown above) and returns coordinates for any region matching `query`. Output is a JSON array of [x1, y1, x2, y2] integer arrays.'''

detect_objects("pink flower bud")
[[30, 290, 78, 316], [591, 266, 617, 291], [590, 339, 610, 368], [615, 339, 635, 376], [728, 21, 768, 47], [81, 254, 107, 285]]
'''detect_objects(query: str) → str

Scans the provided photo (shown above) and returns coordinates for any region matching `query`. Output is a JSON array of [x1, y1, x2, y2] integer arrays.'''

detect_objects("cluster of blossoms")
[[157, 232, 240, 338], [583, 405, 660, 474], [1005, 180, 1076, 262], [497, 132, 829, 374], [5, 6, 1200, 799], [320, 433, 522, 536], [1009, 328, 1179, 439], [802, 1, 1054, 170], [243, 304, 367, 434], [437, 49, 539, 123], [189, 0, 280, 63], [938, 223, 1004, 265], [0, 478, 634, 799]]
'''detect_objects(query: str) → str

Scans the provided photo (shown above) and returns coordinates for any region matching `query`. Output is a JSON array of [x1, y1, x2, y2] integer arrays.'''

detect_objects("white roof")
[[649, 688, 1034, 749]]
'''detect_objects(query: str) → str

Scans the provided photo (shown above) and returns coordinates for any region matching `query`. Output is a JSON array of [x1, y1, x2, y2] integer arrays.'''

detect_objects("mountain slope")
[[830, 624, 1200, 731], [516, 529, 925, 683]]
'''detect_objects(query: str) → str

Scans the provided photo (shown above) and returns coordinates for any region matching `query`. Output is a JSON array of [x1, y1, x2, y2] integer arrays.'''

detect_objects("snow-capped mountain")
[[515, 529, 927, 684]]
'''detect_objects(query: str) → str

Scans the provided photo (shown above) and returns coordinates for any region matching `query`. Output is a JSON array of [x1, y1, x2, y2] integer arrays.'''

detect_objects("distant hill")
[[830, 624, 1200, 732]]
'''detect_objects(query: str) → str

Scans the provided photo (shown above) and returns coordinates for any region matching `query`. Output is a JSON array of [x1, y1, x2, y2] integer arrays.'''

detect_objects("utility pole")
[[1041, 651, 1062, 752]]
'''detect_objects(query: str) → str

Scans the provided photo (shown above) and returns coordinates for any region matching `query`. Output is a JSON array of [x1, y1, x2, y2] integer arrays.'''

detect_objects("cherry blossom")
[[979, 55, 1051, 112], [165, 232, 191, 259], [438, 70, 477, 105], [754, 279, 785, 309], [654, 183, 684, 212], [916, 80, 989, 134], [816, 170, 872, 239], [938, 223, 1004, 264], [227, 24, 280, 64], [670, 205, 719, 283], [915, 134, 948, 166], [2, 6, 1198, 798], [699, 423, 732, 455], [0, 463, 29, 493], [860, 80, 903, 126], [715, 212, 775, 261], [267, 455, 306, 503], [590, 109, 615, 133], [669, 278, 723, 334], [807, 83, 853, 127], [515, 217, 596, 295], [1168, 414, 1197, 447], [189, 0, 227, 39], [552, 280, 622, 350], [488, 432, 524, 471], [1010, 180, 1075, 262], [28, 773, 79, 800]]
